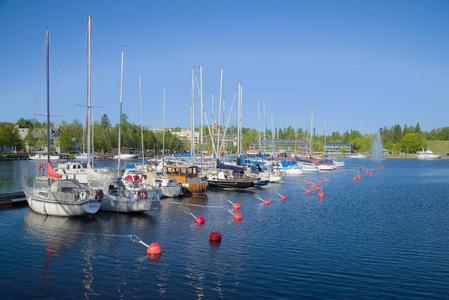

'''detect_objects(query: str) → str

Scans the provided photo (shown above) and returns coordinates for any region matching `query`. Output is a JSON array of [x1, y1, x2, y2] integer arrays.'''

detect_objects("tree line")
[[1, 118, 448, 155]]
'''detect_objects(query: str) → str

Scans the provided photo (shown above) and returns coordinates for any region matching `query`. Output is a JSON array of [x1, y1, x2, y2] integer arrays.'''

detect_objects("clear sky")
[[0, 0, 448, 134]]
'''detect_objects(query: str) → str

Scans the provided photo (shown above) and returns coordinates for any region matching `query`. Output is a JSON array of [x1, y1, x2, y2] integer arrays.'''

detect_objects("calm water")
[[1, 159, 449, 299]]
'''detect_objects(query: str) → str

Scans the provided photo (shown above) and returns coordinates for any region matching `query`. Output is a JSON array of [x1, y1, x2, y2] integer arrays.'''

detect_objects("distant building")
[[325, 141, 352, 155], [172, 128, 200, 144]]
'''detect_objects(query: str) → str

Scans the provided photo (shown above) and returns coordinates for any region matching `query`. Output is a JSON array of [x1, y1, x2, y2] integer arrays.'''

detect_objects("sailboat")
[[55, 15, 114, 185], [140, 84, 182, 198], [23, 31, 101, 217], [100, 48, 160, 212]]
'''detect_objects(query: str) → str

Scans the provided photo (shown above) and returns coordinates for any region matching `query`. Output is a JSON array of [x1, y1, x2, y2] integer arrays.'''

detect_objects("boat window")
[[61, 187, 74, 193], [77, 165, 81, 169]]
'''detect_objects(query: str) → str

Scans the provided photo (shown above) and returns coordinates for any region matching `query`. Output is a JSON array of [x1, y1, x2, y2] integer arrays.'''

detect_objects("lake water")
[[0, 159, 449, 299]]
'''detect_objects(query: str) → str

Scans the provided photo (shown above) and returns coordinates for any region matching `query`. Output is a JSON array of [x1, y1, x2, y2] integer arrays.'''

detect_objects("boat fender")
[[80, 191, 87, 200]]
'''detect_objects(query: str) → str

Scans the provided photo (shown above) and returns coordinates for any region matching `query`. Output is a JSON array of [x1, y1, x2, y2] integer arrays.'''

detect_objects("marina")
[[1, 1, 449, 298]]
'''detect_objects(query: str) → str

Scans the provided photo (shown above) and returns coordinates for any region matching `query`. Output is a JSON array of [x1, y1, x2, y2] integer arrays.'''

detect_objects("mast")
[[258, 100, 261, 150], [211, 94, 214, 153], [139, 73, 145, 166], [199, 65, 203, 171], [324, 121, 327, 157], [162, 85, 166, 169], [191, 68, 195, 159], [309, 112, 314, 154], [237, 82, 241, 155], [271, 114, 274, 158], [217, 68, 223, 157], [45, 31, 50, 164], [117, 48, 124, 178], [86, 15, 92, 168]]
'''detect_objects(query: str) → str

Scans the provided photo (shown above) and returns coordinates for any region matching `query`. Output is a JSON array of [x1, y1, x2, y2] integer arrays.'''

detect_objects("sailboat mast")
[[217, 68, 223, 157], [139, 73, 145, 166], [117, 48, 124, 178], [86, 15, 92, 168], [237, 82, 241, 155], [271, 114, 274, 158], [199, 65, 203, 171], [258, 100, 261, 150], [46, 31, 51, 164], [191, 68, 195, 159], [162, 85, 166, 168], [324, 121, 327, 156]]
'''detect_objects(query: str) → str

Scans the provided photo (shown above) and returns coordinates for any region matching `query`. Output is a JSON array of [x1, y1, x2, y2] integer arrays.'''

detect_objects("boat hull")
[[160, 185, 182, 198], [182, 182, 208, 196], [207, 179, 255, 189], [25, 193, 100, 216]]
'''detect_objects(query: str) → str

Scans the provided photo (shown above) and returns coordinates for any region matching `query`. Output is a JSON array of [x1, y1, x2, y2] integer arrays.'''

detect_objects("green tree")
[[401, 132, 426, 153]]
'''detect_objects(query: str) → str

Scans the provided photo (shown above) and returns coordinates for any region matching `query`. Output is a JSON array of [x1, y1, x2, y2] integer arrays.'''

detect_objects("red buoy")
[[209, 230, 222, 243], [280, 194, 287, 201], [314, 185, 321, 191], [305, 180, 312, 186], [195, 216, 205, 225], [317, 191, 326, 200], [313, 183, 319, 188], [305, 188, 312, 195], [232, 202, 241, 211], [233, 212, 243, 221], [146, 242, 162, 255], [263, 199, 270, 206]]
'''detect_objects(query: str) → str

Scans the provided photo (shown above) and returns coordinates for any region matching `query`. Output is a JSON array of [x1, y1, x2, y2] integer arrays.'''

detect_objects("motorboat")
[[113, 153, 137, 160], [205, 169, 257, 189], [333, 160, 345, 167], [300, 163, 320, 172], [348, 154, 366, 159], [141, 168, 182, 198], [317, 164, 335, 172], [163, 165, 208, 196], [30, 153, 59, 160], [417, 149, 441, 160]]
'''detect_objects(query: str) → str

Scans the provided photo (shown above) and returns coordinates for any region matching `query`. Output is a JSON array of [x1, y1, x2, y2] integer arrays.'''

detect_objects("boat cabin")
[[163, 165, 199, 184]]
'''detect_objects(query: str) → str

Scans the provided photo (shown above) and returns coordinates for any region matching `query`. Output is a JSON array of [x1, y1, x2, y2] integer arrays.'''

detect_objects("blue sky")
[[0, 0, 448, 133]]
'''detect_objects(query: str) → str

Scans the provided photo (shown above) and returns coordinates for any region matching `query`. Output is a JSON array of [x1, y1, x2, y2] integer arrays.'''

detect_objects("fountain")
[[371, 131, 384, 160]]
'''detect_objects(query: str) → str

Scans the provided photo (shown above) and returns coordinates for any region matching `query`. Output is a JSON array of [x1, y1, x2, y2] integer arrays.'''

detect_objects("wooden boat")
[[163, 165, 208, 196]]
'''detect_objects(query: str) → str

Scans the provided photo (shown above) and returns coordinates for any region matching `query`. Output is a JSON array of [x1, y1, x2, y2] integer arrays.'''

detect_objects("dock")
[[0, 192, 27, 209]]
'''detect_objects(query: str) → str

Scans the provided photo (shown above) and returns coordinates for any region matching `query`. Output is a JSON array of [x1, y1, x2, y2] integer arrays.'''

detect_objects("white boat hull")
[[30, 154, 59, 160], [300, 164, 320, 172], [25, 193, 100, 216], [113, 154, 137, 160], [160, 185, 182, 198], [268, 175, 283, 183], [284, 168, 303, 175], [318, 165, 335, 172]]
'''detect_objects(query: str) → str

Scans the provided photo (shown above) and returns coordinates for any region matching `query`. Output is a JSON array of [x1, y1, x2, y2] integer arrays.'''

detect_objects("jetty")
[[0, 192, 27, 209]]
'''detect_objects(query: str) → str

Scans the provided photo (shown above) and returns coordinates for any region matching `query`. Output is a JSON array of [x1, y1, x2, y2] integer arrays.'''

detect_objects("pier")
[[0, 192, 27, 209]]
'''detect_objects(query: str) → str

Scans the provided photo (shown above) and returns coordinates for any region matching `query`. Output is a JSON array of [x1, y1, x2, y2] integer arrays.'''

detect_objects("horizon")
[[1, 0, 448, 134]]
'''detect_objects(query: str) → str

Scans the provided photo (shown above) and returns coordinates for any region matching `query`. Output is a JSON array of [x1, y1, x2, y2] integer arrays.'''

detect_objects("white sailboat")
[[56, 15, 114, 185], [100, 48, 160, 212], [23, 31, 101, 217]]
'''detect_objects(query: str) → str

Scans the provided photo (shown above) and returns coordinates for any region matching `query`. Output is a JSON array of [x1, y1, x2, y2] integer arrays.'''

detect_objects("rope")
[[165, 201, 225, 208]]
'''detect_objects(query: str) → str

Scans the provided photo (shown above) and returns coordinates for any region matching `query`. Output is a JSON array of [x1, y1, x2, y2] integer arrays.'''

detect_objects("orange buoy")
[[146, 242, 162, 256], [280, 194, 287, 201], [317, 191, 326, 200], [263, 199, 270, 206], [232, 202, 241, 211], [195, 216, 205, 225], [305, 188, 312, 195], [233, 212, 243, 221], [209, 231, 222, 243], [305, 180, 312, 186]]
